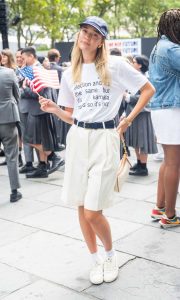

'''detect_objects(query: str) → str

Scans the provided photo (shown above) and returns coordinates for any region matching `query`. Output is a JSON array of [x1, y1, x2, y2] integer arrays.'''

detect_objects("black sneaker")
[[48, 154, 65, 175], [19, 165, 36, 174], [129, 167, 148, 176], [26, 164, 48, 178], [10, 191, 22, 202]]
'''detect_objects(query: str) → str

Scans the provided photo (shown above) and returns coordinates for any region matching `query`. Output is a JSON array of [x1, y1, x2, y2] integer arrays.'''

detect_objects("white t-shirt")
[[58, 56, 148, 122]]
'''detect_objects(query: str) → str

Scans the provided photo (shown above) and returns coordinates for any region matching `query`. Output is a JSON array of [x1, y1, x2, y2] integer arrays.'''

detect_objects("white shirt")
[[58, 56, 148, 122]]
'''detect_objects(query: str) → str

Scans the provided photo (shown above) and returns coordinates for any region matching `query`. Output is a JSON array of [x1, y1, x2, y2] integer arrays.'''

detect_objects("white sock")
[[106, 248, 115, 259], [91, 252, 103, 264]]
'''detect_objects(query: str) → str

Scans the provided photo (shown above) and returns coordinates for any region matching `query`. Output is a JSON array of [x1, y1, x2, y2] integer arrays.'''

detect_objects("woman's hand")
[[117, 118, 131, 136], [39, 96, 58, 114], [39, 97, 73, 124]]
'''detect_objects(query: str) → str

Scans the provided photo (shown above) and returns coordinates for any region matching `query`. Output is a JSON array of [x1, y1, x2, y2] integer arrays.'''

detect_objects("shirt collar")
[[161, 35, 168, 41]]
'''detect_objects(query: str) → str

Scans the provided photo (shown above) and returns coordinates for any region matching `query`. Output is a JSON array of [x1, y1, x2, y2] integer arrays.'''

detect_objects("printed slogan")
[[74, 80, 110, 110]]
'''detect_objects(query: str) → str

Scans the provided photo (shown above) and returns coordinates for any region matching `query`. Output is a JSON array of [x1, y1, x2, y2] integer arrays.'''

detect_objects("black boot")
[[19, 163, 36, 174], [26, 162, 48, 178], [130, 160, 141, 171], [10, 189, 22, 202], [129, 163, 148, 176]]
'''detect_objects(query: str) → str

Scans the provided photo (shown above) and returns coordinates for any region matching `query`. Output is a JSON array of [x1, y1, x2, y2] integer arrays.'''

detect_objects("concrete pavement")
[[0, 151, 180, 300]]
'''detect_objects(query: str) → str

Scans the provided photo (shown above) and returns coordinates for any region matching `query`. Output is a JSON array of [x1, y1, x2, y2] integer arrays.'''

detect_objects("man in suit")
[[21, 47, 62, 178], [0, 66, 22, 202], [47, 48, 63, 82], [16, 48, 38, 174]]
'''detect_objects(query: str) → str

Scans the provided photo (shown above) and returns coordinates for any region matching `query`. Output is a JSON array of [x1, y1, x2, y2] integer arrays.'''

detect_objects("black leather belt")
[[74, 119, 115, 129]]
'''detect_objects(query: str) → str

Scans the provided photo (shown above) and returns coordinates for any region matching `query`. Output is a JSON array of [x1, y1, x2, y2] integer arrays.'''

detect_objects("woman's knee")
[[84, 209, 102, 224], [163, 145, 180, 166], [164, 160, 180, 169]]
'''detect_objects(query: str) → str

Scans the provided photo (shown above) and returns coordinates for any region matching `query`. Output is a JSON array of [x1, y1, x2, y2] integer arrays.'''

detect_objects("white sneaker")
[[153, 153, 164, 161], [89, 262, 104, 285], [103, 254, 119, 283]]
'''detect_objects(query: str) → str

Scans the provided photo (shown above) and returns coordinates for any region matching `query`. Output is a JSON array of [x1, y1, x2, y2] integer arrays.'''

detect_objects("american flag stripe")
[[24, 77, 46, 94], [33, 66, 60, 89], [32, 81, 47, 93], [19, 65, 60, 94], [33, 77, 59, 85]]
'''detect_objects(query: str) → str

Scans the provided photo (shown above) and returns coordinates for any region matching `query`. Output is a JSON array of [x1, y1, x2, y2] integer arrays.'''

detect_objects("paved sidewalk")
[[0, 151, 180, 300]]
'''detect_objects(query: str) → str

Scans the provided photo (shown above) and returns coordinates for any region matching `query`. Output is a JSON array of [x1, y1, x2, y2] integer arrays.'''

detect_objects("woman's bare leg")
[[135, 148, 140, 160], [156, 161, 166, 208], [78, 206, 113, 252], [139, 153, 148, 163], [83, 208, 112, 251], [30, 143, 51, 163], [162, 145, 180, 218], [78, 206, 97, 253]]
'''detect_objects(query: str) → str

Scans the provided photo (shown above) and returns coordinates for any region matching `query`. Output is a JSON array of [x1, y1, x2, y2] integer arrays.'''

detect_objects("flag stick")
[[34, 90, 40, 97]]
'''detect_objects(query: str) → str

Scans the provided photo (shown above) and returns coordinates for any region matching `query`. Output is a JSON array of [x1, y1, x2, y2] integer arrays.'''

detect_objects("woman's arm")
[[124, 92, 140, 106], [39, 96, 74, 124], [117, 81, 155, 134]]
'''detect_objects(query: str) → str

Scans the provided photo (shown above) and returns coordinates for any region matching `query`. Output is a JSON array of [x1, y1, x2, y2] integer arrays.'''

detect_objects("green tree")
[[36, 0, 86, 46], [103, 0, 127, 39], [7, 0, 179, 48], [123, 0, 169, 37], [7, 0, 47, 47], [89, 0, 113, 17], [8, 0, 86, 47], [84, 0, 127, 39]]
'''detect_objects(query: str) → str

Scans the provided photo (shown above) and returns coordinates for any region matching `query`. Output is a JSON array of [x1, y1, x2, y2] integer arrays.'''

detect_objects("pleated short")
[[61, 125, 120, 211], [25, 113, 58, 151]]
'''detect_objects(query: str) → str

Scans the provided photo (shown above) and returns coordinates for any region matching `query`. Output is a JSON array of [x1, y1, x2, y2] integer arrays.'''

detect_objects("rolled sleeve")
[[118, 60, 148, 95], [57, 73, 74, 108]]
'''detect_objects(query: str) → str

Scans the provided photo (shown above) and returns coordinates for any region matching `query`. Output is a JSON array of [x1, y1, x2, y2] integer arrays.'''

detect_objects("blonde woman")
[[39, 16, 155, 284], [1, 48, 16, 70], [0, 48, 24, 168]]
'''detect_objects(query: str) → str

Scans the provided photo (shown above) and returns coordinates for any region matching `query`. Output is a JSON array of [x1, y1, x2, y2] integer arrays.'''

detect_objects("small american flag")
[[18, 66, 34, 80], [18, 65, 60, 93]]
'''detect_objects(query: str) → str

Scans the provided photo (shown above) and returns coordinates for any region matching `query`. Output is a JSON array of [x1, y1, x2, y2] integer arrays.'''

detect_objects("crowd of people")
[[0, 8, 179, 286], [0, 47, 67, 201]]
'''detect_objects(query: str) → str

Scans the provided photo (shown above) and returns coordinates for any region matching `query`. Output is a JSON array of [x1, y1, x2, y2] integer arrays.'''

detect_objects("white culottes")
[[151, 108, 180, 145], [61, 125, 120, 211]]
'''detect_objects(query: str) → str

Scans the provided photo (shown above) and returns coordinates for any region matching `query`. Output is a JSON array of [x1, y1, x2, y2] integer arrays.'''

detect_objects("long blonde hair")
[[71, 33, 111, 86], [1, 48, 16, 70]]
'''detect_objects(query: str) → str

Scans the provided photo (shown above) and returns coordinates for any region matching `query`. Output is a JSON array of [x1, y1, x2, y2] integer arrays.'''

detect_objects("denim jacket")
[[149, 35, 180, 109]]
